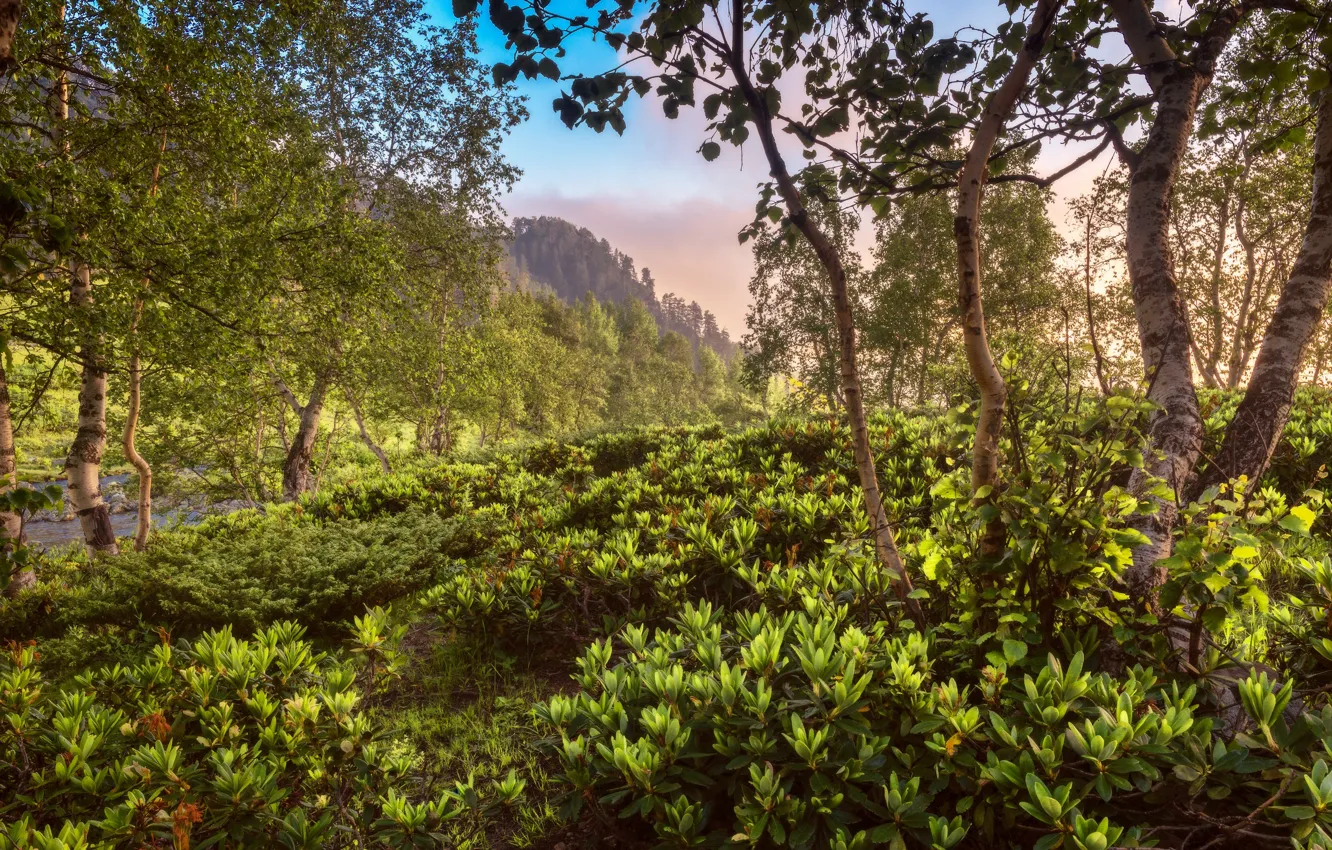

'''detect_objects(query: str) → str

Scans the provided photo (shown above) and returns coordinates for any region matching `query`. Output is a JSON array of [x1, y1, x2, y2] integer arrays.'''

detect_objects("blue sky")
[[426, 0, 1117, 336]]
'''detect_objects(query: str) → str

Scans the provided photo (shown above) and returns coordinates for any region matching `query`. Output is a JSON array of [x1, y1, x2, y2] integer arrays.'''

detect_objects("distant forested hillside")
[[507, 216, 736, 357]]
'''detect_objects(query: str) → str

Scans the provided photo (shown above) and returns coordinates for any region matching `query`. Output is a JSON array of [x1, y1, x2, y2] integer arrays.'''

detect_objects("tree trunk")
[[1204, 185, 1232, 383], [254, 408, 269, 503], [435, 408, 452, 454], [48, 4, 114, 556], [0, 0, 19, 71], [1083, 202, 1113, 396], [312, 410, 340, 494], [0, 357, 28, 594], [723, 0, 921, 623], [917, 343, 930, 406], [886, 346, 900, 408], [1183, 296, 1224, 389], [954, 0, 1060, 558], [123, 341, 151, 551], [1228, 168, 1259, 388], [121, 130, 166, 553], [280, 374, 329, 501], [344, 387, 390, 473], [64, 263, 118, 556], [1108, 0, 1239, 607], [1190, 93, 1332, 498]]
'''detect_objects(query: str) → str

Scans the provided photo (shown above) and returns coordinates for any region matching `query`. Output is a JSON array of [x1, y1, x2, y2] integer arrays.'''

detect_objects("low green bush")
[[86, 508, 474, 634], [8, 395, 1332, 848], [537, 601, 1332, 849], [0, 622, 498, 850], [2, 508, 486, 677]]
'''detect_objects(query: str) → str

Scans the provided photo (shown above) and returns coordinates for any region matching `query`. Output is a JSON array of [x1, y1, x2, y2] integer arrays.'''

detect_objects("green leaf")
[[700, 142, 721, 162], [1202, 573, 1230, 594], [1280, 504, 1316, 536], [1002, 640, 1027, 665], [1111, 528, 1151, 547], [1308, 68, 1331, 94], [1033, 833, 1062, 850], [1202, 607, 1228, 632]]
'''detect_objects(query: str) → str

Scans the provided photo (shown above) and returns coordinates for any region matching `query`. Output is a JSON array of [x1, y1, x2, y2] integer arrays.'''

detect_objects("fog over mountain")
[[505, 216, 737, 357]]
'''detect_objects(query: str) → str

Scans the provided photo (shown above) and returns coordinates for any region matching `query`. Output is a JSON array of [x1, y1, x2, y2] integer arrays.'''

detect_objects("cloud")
[[508, 190, 756, 337]]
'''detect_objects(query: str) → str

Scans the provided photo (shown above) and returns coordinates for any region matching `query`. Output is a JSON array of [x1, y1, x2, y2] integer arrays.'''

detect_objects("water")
[[20, 474, 218, 550], [24, 511, 170, 548]]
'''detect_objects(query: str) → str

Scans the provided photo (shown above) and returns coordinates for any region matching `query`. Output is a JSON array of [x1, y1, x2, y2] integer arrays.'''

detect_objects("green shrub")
[[536, 600, 1332, 849], [373, 640, 562, 849], [2, 509, 483, 675], [87, 508, 472, 633], [0, 622, 495, 849], [9, 395, 1332, 848]]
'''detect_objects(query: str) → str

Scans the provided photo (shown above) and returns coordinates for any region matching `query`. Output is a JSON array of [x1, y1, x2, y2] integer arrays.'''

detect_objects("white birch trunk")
[[722, 0, 921, 622], [344, 386, 390, 474], [123, 343, 151, 551], [280, 374, 330, 500], [1108, 0, 1241, 605], [0, 357, 28, 593], [64, 263, 119, 556]]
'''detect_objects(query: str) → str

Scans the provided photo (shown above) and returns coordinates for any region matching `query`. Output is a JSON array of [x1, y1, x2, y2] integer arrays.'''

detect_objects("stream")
[[21, 473, 240, 550]]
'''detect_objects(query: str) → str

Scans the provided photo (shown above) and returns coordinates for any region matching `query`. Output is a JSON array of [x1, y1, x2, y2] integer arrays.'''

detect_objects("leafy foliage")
[[0, 508, 484, 678], [0, 622, 507, 849], [9, 393, 1332, 846]]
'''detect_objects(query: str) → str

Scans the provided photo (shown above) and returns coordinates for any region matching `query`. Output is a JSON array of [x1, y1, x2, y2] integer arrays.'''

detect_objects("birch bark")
[[121, 129, 168, 552], [122, 321, 151, 551], [724, 0, 922, 621], [278, 373, 330, 501], [0, 0, 19, 70], [49, 13, 117, 556], [64, 263, 118, 555], [954, 0, 1061, 556], [1107, 0, 1240, 606], [344, 386, 391, 474]]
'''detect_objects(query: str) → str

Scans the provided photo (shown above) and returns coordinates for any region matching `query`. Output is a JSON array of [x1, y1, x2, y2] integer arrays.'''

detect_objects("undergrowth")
[[6, 390, 1332, 848]]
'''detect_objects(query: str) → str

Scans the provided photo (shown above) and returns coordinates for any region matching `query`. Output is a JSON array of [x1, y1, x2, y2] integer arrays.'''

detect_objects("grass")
[[373, 631, 565, 849]]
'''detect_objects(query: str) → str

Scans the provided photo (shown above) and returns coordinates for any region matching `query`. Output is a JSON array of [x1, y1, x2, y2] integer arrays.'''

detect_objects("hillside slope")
[[506, 215, 737, 357]]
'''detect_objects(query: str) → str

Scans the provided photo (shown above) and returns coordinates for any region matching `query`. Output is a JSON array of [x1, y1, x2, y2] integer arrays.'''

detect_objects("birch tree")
[[468, 0, 1119, 616], [1195, 83, 1332, 496], [262, 0, 518, 498], [954, 0, 1061, 557], [1048, 0, 1331, 607], [741, 201, 863, 412]]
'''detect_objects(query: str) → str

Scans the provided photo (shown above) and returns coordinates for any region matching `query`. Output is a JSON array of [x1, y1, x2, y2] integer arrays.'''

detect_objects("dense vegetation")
[[5, 393, 1332, 849], [6, 0, 1332, 848]]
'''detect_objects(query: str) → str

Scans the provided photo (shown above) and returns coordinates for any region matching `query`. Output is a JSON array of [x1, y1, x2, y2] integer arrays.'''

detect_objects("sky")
[[425, 0, 1121, 337]]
